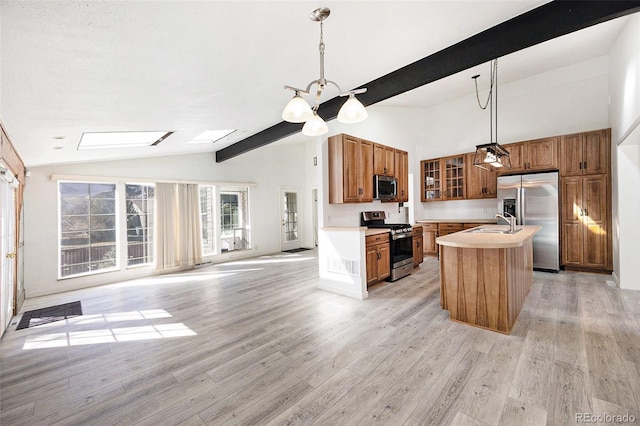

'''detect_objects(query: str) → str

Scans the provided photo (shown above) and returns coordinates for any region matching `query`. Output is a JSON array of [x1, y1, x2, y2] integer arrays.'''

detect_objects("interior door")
[[281, 188, 301, 252], [1, 180, 16, 336]]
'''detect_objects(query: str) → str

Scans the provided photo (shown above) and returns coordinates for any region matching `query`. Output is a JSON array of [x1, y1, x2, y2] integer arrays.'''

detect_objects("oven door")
[[390, 234, 413, 268]]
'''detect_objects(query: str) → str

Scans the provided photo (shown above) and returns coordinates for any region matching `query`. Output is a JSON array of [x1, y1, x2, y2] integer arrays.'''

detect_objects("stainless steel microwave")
[[374, 175, 397, 200]]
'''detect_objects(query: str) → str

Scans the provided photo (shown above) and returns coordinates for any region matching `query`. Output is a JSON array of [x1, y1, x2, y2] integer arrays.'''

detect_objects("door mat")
[[282, 248, 312, 253], [16, 301, 83, 330]]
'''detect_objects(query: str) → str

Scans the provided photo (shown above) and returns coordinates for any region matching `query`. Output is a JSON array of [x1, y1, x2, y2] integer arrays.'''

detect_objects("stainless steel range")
[[361, 211, 414, 281]]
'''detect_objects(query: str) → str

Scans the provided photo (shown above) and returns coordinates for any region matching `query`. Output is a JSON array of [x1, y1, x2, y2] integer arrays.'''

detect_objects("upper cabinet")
[[421, 158, 442, 201], [560, 129, 610, 176], [328, 133, 408, 204], [328, 134, 373, 203], [374, 144, 395, 176], [420, 155, 465, 201], [394, 149, 409, 202], [502, 137, 559, 173], [464, 153, 497, 199]]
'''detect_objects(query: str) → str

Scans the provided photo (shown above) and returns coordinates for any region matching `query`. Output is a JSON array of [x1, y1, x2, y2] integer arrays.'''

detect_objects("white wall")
[[609, 13, 640, 290], [23, 142, 309, 297]]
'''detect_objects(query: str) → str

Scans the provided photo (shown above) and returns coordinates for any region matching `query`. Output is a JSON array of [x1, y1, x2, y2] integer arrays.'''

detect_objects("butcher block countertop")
[[436, 225, 541, 249]]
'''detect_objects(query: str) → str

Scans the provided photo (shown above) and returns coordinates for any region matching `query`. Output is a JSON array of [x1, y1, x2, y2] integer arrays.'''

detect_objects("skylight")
[[78, 131, 173, 150], [188, 129, 236, 144]]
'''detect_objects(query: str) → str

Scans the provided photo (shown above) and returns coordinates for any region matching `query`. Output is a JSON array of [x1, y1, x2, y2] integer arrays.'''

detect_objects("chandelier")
[[281, 7, 368, 136], [472, 59, 511, 170]]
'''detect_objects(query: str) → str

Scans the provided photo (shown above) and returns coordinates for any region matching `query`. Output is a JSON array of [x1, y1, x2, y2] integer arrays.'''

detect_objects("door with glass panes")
[[281, 189, 301, 252]]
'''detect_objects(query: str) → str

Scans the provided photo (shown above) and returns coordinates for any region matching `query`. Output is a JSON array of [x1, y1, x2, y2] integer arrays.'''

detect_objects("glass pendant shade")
[[302, 113, 328, 136], [337, 94, 368, 123], [282, 93, 313, 123]]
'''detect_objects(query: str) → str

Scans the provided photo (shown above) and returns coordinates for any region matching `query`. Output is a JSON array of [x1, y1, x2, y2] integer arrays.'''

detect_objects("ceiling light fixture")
[[282, 7, 367, 136], [472, 59, 511, 171]]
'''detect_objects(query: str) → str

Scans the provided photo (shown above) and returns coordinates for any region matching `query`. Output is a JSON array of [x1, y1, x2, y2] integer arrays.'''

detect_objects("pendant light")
[[472, 59, 511, 170], [282, 7, 367, 136]]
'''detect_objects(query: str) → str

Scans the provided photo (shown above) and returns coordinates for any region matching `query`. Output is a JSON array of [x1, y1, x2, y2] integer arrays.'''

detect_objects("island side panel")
[[439, 246, 510, 333], [506, 239, 534, 331]]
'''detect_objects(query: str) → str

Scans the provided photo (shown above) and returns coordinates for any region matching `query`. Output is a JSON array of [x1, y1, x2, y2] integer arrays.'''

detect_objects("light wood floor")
[[1, 250, 639, 425]]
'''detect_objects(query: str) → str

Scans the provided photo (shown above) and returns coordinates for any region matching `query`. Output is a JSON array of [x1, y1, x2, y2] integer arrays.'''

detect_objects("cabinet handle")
[[584, 209, 588, 216], [583, 161, 587, 170], [579, 162, 583, 170]]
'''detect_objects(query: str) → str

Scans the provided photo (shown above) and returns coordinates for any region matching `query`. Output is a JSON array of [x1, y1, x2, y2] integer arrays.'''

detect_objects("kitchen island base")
[[438, 228, 537, 334]]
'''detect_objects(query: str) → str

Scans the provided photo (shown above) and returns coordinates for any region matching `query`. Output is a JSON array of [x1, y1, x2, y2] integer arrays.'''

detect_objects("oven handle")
[[391, 233, 412, 240]]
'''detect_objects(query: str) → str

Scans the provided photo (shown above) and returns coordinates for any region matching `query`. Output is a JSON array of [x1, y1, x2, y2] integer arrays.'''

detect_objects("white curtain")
[[154, 183, 203, 273]]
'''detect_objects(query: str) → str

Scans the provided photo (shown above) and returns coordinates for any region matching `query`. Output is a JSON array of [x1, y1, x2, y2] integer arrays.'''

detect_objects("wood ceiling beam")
[[216, 1, 640, 162]]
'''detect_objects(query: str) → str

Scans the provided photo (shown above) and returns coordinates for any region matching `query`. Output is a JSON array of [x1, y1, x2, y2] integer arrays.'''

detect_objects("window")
[[220, 188, 250, 252], [126, 184, 154, 266], [199, 185, 251, 255], [59, 182, 117, 277], [199, 186, 215, 255]]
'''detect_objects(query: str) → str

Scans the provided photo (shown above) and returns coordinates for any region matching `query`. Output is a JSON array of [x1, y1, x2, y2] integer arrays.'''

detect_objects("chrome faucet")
[[495, 212, 517, 233]]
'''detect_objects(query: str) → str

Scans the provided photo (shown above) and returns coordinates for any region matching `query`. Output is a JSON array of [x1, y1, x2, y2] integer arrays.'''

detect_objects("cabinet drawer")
[[420, 223, 438, 231], [412, 226, 423, 236], [366, 233, 389, 245], [438, 223, 464, 230]]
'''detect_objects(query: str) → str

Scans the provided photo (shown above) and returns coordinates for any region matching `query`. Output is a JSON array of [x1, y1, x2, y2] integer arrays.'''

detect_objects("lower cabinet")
[[366, 234, 390, 286], [413, 226, 424, 266], [422, 224, 438, 256]]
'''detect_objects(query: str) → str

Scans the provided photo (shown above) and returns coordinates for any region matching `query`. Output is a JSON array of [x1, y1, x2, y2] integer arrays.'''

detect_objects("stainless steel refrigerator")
[[497, 171, 559, 272]]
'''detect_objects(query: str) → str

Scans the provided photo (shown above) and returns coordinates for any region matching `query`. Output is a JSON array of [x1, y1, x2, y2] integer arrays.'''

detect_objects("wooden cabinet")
[[373, 144, 395, 176], [412, 226, 424, 266], [328, 134, 374, 203], [366, 233, 390, 286], [421, 159, 442, 201], [438, 222, 464, 236], [395, 149, 409, 202], [560, 129, 610, 176], [422, 223, 438, 256], [503, 137, 558, 172], [561, 174, 611, 271], [464, 153, 497, 199], [421, 155, 464, 201]]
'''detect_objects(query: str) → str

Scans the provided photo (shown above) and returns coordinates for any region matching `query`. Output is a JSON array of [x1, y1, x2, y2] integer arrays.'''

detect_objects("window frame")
[[125, 183, 155, 267], [58, 180, 120, 279]]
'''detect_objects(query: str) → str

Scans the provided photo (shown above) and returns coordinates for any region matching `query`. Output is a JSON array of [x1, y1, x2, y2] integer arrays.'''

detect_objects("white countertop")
[[435, 225, 541, 248]]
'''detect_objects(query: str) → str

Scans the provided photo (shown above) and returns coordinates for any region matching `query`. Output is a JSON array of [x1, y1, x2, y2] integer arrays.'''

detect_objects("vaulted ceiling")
[[1, 1, 637, 167]]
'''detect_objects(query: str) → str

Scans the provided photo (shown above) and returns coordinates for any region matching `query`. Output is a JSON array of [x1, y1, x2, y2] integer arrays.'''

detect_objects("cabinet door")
[[583, 130, 609, 175], [561, 177, 583, 266], [443, 156, 465, 199], [359, 140, 374, 201], [395, 150, 409, 202], [582, 174, 608, 269], [342, 136, 362, 202], [378, 243, 391, 280], [560, 133, 583, 176], [526, 137, 558, 170], [366, 245, 380, 285], [423, 229, 437, 255], [373, 144, 395, 176], [413, 236, 423, 265], [464, 153, 484, 199], [421, 159, 442, 201], [503, 143, 526, 172]]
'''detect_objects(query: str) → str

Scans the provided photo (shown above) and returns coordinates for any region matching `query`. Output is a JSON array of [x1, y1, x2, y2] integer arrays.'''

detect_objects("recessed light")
[[188, 129, 236, 144], [52, 136, 66, 140], [53, 146, 64, 150]]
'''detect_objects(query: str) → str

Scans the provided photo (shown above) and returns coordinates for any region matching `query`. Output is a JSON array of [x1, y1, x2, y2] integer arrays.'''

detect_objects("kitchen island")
[[436, 225, 541, 334]]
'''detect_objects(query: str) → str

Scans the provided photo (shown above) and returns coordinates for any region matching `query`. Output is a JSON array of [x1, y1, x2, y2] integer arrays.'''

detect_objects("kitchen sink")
[[465, 226, 522, 234]]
